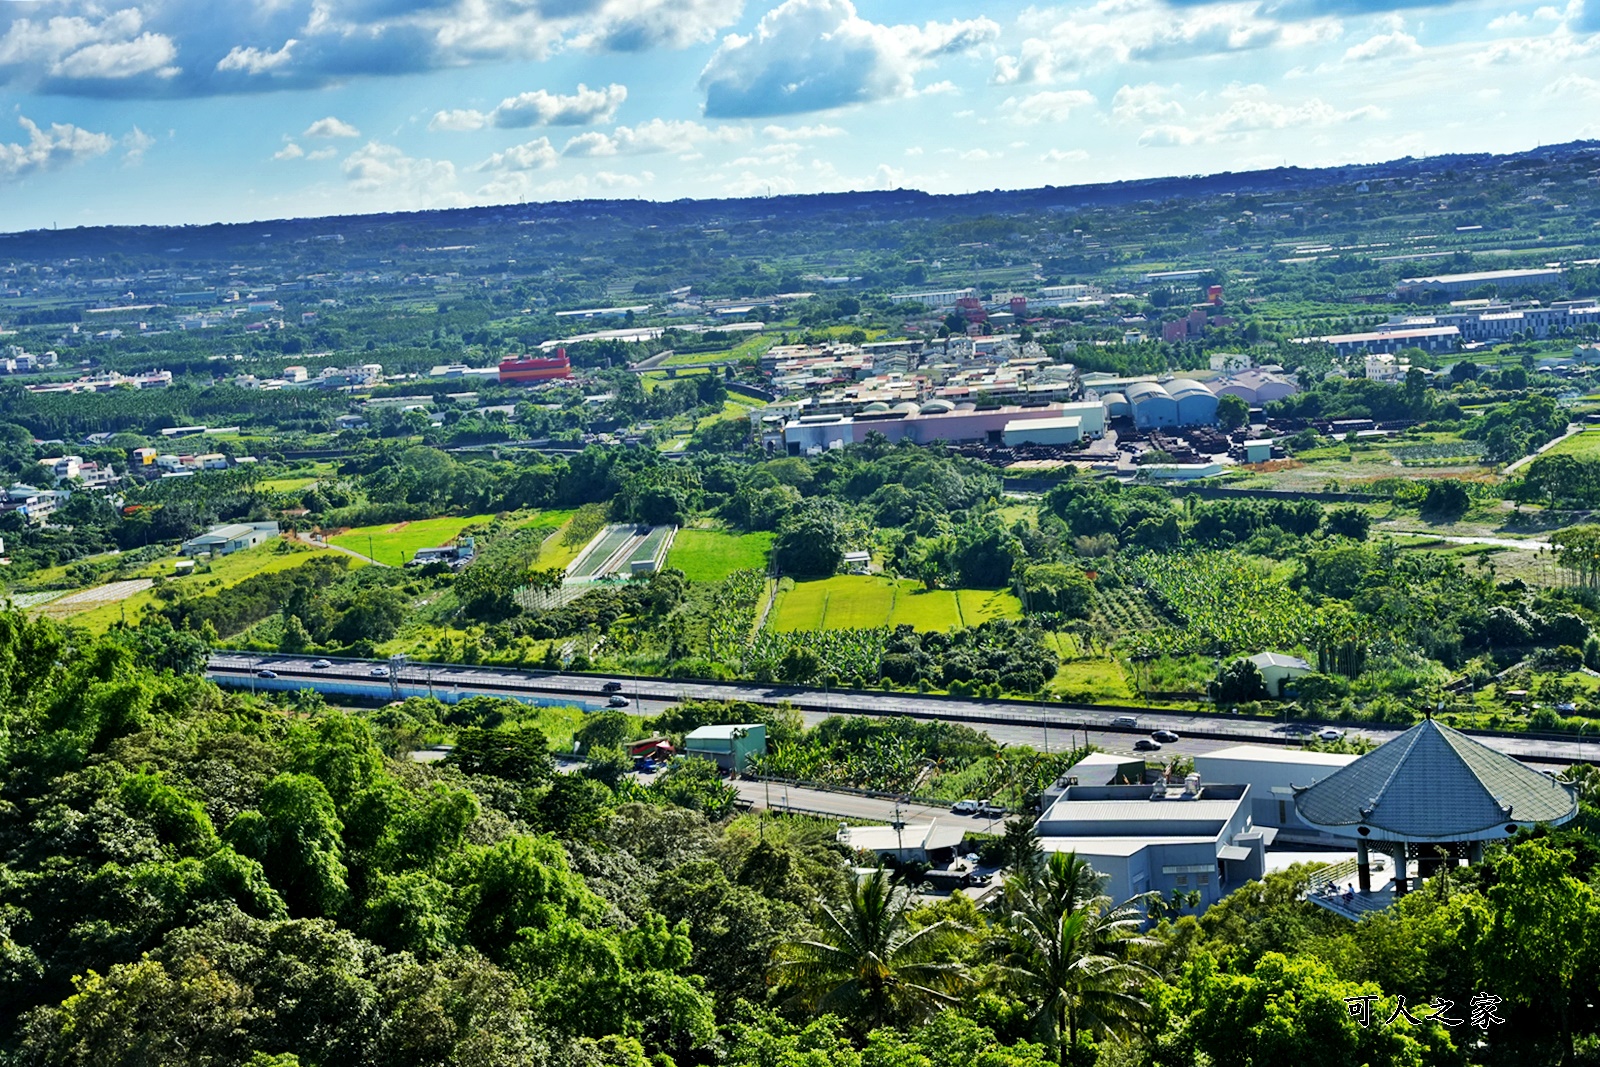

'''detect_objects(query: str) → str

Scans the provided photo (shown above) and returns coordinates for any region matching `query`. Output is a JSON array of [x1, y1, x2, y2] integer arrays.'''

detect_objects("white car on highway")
[[1317, 728, 1345, 742]]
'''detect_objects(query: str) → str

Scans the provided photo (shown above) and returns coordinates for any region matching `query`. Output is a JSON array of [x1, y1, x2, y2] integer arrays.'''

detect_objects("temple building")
[[1294, 718, 1578, 903]]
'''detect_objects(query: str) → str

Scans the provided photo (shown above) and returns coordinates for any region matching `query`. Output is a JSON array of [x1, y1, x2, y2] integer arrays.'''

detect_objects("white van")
[[1111, 715, 1139, 729]]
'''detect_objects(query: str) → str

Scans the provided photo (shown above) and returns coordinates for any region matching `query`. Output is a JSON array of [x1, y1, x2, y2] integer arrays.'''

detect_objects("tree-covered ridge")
[[0, 608, 1595, 1063]]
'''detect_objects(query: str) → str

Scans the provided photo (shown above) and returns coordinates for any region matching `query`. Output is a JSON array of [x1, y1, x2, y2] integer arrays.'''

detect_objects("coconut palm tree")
[[989, 850, 1158, 1063], [770, 867, 970, 1031]]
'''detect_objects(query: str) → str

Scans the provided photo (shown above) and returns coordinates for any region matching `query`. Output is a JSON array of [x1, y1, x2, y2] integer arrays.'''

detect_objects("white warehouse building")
[[1192, 745, 1358, 844], [1035, 781, 1270, 912]]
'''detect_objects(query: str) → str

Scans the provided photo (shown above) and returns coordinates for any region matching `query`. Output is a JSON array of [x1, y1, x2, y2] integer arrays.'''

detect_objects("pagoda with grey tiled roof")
[[1294, 717, 1577, 895]]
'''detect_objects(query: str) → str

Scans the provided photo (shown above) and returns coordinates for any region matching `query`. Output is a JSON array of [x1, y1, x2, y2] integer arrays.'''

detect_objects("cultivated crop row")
[[1125, 550, 1309, 655], [743, 626, 889, 683], [705, 568, 767, 664]]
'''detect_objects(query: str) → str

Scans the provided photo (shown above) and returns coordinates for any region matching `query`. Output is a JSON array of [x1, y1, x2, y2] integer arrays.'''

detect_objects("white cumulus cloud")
[[429, 109, 488, 132], [432, 83, 629, 132], [0, 0, 745, 98], [342, 141, 465, 208], [1007, 89, 1097, 123], [305, 116, 360, 138], [1139, 125, 1199, 148], [1019, 0, 1341, 76], [1213, 88, 1383, 131], [122, 125, 155, 164], [698, 0, 999, 118], [492, 83, 628, 128], [1343, 30, 1421, 61], [0, 115, 114, 182], [562, 118, 745, 155], [1112, 84, 1185, 122], [477, 137, 560, 171], [761, 123, 845, 139], [992, 38, 1059, 85], [216, 40, 298, 75]]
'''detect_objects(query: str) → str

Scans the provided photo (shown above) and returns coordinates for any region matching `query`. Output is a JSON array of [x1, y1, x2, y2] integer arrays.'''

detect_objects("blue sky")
[[0, 0, 1596, 229]]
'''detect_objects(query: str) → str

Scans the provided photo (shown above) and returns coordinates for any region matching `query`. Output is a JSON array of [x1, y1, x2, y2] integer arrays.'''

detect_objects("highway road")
[[207, 652, 1594, 766]]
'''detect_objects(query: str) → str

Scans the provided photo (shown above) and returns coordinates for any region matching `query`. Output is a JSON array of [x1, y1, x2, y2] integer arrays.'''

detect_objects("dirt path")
[[1503, 424, 1582, 474], [286, 531, 390, 566]]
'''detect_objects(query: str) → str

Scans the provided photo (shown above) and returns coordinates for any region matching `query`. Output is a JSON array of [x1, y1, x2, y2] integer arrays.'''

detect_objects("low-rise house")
[[1246, 652, 1314, 697], [181, 521, 280, 557], [683, 724, 767, 773]]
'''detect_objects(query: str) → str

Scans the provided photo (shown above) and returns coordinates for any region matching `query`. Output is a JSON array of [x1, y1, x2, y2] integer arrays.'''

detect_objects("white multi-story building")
[[890, 287, 977, 309]]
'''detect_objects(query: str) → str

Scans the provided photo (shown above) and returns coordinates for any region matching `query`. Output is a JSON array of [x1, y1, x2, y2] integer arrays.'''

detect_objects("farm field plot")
[[1049, 657, 1136, 702], [668, 529, 774, 583], [957, 588, 1024, 625], [35, 580, 152, 615], [1387, 441, 1486, 464], [887, 588, 962, 630], [767, 576, 1021, 632], [260, 477, 318, 494], [767, 576, 861, 631], [1541, 429, 1600, 460], [823, 579, 902, 630], [1126, 550, 1308, 655], [330, 514, 493, 565], [5, 590, 64, 609]]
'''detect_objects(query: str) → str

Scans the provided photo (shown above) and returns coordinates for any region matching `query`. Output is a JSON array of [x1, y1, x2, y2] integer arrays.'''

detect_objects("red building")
[[954, 296, 987, 323], [499, 348, 573, 385]]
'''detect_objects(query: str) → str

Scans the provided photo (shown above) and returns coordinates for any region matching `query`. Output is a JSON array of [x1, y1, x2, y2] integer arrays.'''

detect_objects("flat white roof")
[[1198, 744, 1358, 768], [842, 823, 968, 852], [1070, 752, 1145, 768], [1005, 416, 1081, 431], [685, 723, 763, 741], [1402, 268, 1562, 284], [1045, 799, 1243, 825], [1039, 835, 1219, 857], [1318, 325, 1460, 343]]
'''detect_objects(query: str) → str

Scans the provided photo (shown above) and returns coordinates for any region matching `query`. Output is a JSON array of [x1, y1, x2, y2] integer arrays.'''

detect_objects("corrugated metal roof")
[[1294, 719, 1576, 839]]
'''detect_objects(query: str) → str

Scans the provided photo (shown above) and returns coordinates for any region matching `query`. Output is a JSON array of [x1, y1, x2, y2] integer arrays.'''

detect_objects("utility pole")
[[891, 797, 906, 864]]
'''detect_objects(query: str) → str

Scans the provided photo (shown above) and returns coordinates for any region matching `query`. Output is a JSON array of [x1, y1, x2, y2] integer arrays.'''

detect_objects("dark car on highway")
[[1133, 738, 1162, 752], [1152, 729, 1180, 743], [602, 680, 624, 693]]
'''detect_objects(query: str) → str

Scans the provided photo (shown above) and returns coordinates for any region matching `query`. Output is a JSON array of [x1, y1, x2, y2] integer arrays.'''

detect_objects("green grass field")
[[1540, 429, 1600, 460], [1049, 658, 1136, 702], [51, 541, 347, 634], [666, 529, 774, 582], [768, 575, 1022, 632], [330, 514, 495, 565]]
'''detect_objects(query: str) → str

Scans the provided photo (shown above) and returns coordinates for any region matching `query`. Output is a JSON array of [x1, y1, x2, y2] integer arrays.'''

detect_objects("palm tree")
[[770, 868, 970, 1031], [989, 851, 1158, 1063]]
